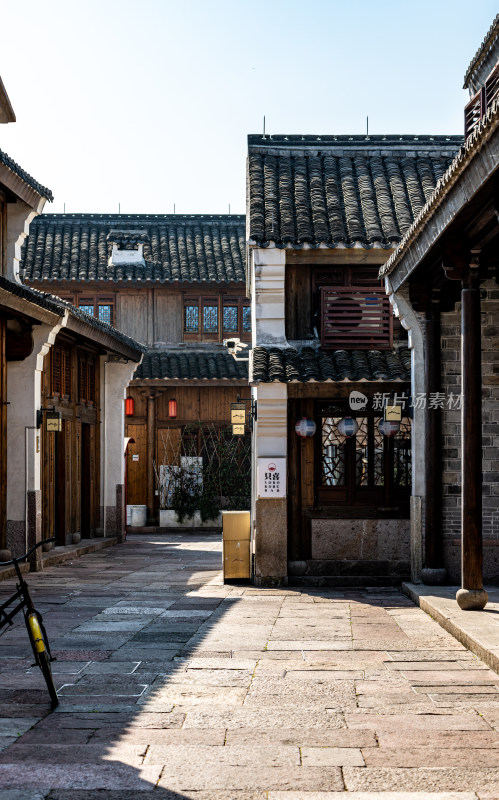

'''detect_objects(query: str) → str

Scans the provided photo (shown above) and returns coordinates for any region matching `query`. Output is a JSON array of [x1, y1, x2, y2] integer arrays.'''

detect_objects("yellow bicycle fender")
[[27, 614, 46, 653]]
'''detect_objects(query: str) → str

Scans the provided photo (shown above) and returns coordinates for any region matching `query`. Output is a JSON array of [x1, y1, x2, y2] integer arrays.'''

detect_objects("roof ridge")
[[0, 147, 53, 201], [463, 14, 499, 88], [380, 96, 499, 277], [34, 213, 245, 222]]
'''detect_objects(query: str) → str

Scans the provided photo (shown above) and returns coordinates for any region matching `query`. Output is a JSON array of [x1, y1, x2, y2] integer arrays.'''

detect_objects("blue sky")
[[1, 0, 497, 215]]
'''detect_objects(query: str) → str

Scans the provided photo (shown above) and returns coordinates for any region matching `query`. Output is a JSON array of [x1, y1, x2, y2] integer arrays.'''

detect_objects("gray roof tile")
[[252, 345, 410, 383], [247, 135, 462, 249], [0, 148, 53, 201], [0, 275, 144, 356], [22, 214, 246, 284], [134, 348, 248, 381]]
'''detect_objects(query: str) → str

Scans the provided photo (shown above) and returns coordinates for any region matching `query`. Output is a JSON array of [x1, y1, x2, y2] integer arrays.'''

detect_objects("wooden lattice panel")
[[321, 286, 392, 350]]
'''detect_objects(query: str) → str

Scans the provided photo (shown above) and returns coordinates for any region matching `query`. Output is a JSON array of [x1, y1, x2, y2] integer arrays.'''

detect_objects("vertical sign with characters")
[[257, 458, 286, 498]]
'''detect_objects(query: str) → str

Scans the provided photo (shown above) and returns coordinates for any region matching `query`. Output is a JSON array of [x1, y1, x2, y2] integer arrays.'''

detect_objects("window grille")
[[203, 305, 218, 333], [79, 305, 95, 317], [223, 305, 238, 332], [184, 305, 199, 332], [242, 305, 251, 332], [98, 305, 113, 326], [321, 286, 392, 350]]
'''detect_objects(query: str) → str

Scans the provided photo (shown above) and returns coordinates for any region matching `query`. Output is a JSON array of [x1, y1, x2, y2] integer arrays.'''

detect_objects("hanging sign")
[[232, 423, 245, 436], [45, 411, 62, 432], [257, 457, 286, 498], [230, 403, 246, 425], [384, 404, 402, 421]]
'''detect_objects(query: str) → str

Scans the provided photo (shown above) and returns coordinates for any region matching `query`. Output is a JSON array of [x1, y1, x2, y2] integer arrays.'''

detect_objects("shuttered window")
[[321, 286, 392, 350]]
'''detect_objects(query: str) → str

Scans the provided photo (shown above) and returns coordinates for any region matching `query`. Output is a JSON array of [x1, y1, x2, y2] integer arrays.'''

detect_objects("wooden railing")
[[464, 62, 499, 139]]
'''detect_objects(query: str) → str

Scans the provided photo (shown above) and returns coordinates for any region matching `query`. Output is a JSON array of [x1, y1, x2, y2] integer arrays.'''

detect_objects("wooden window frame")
[[315, 400, 411, 511], [51, 346, 72, 399], [183, 294, 251, 342], [78, 352, 96, 405]]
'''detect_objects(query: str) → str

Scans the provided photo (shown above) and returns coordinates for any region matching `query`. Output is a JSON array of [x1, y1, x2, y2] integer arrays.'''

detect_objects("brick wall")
[[440, 279, 499, 582]]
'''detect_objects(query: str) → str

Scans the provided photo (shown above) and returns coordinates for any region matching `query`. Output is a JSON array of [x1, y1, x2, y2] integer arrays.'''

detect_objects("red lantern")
[[169, 399, 177, 419], [125, 397, 134, 417]]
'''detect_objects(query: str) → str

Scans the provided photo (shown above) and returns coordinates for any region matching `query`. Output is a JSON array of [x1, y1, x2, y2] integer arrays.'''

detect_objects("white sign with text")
[[257, 457, 286, 498]]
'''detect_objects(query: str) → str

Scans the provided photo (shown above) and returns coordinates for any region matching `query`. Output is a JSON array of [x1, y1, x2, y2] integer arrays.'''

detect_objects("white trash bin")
[[130, 505, 147, 527]]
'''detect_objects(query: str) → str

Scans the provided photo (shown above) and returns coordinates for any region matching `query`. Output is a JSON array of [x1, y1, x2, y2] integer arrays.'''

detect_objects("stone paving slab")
[[403, 583, 499, 676], [2, 534, 499, 796]]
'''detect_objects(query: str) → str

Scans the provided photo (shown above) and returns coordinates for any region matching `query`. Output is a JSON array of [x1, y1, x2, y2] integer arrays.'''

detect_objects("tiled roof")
[[251, 345, 410, 383], [463, 14, 499, 89], [0, 148, 53, 200], [0, 276, 145, 356], [380, 97, 499, 278], [247, 135, 462, 249], [22, 214, 246, 284], [134, 348, 248, 381]]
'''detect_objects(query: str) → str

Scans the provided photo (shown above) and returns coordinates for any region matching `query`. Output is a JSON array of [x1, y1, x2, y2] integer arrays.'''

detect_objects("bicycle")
[[0, 537, 58, 707]]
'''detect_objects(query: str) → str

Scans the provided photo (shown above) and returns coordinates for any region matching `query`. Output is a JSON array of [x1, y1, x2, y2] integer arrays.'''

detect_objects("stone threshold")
[[126, 525, 221, 534], [0, 535, 118, 582], [403, 582, 499, 675]]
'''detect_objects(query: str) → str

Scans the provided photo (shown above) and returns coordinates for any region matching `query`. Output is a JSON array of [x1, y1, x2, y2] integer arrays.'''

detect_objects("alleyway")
[[1, 535, 499, 797]]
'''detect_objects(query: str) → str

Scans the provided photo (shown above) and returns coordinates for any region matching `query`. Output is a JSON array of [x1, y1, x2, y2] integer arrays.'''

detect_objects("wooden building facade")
[[247, 133, 463, 585], [22, 214, 250, 523]]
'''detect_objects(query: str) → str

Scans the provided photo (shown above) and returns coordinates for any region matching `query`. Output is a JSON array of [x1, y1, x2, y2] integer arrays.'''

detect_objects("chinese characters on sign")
[[257, 458, 286, 498]]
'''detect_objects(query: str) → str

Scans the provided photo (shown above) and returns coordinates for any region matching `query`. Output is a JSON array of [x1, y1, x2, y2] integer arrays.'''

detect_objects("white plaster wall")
[[7, 320, 63, 523], [6, 197, 46, 282], [251, 247, 287, 346], [385, 278, 425, 581], [100, 358, 140, 533]]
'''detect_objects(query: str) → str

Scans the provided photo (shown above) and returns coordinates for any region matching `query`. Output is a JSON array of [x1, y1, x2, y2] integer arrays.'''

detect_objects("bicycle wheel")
[[25, 613, 58, 708]]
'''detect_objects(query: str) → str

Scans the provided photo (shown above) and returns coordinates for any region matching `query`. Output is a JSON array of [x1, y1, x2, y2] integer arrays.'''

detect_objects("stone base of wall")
[[6, 519, 25, 558], [254, 498, 287, 584], [443, 540, 499, 584], [311, 518, 410, 561]]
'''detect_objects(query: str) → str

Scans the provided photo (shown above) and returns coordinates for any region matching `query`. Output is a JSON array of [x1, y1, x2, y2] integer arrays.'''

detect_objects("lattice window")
[[98, 305, 113, 326], [203, 305, 218, 333], [394, 418, 412, 487], [51, 348, 62, 395], [321, 417, 346, 487], [78, 358, 88, 402], [321, 286, 392, 350], [62, 349, 71, 398], [223, 305, 238, 332], [80, 305, 95, 317], [184, 305, 199, 333], [88, 362, 95, 403], [242, 305, 251, 332]]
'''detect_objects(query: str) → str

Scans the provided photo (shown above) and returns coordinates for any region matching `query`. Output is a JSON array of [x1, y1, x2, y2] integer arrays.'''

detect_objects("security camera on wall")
[[223, 338, 248, 354]]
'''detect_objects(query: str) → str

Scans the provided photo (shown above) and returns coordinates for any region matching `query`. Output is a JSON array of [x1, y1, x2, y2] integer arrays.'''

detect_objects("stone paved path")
[[1, 534, 499, 799]]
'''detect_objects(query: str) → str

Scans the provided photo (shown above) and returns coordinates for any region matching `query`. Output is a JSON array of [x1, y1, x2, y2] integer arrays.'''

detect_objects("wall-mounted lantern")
[[337, 416, 359, 438], [169, 399, 177, 419], [295, 417, 316, 438], [125, 397, 135, 416], [36, 408, 62, 431]]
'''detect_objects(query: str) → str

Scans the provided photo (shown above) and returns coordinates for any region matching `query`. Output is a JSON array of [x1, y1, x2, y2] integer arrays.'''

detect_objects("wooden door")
[[81, 423, 91, 538], [126, 424, 147, 505], [0, 316, 6, 552], [54, 422, 66, 546]]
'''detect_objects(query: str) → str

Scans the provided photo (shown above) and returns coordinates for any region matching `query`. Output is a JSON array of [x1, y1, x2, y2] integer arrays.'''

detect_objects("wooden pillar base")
[[456, 588, 488, 610]]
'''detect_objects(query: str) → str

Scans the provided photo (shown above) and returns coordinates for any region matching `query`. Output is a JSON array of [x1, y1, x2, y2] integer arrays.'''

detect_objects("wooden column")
[[147, 394, 156, 521], [421, 292, 445, 583], [457, 257, 487, 609]]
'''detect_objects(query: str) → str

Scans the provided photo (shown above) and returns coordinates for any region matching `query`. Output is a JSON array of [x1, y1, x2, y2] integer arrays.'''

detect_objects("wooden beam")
[[286, 248, 394, 266]]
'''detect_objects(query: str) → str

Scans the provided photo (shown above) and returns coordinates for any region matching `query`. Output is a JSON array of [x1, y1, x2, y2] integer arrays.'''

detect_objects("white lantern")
[[378, 419, 400, 437], [337, 416, 359, 438], [295, 417, 317, 438]]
